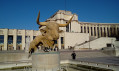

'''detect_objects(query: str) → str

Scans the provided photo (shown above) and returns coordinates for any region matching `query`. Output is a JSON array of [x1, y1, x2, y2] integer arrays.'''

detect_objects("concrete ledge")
[[0, 52, 31, 62], [0, 61, 32, 70], [0, 60, 118, 71], [61, 60, 119, 71]]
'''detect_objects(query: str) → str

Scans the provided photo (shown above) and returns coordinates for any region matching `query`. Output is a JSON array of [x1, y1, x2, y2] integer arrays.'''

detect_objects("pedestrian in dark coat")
[[71, 51, 76, 60]]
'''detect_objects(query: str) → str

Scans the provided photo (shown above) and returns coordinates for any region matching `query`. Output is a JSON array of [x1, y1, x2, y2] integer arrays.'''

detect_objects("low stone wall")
[[61, 60, 119, 71], [102, 49, 116, 56], [0, 52, 31, 62]]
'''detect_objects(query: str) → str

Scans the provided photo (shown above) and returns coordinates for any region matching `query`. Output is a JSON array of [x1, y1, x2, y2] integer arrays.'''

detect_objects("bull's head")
[[37, 11, 74, 40]]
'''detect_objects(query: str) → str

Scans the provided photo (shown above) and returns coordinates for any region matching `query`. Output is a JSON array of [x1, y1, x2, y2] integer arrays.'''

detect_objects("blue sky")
[[0, 0, 119, 30]]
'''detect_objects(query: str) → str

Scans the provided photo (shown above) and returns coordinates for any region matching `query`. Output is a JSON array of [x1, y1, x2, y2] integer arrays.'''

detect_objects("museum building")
[[0, 10, 119, 50]]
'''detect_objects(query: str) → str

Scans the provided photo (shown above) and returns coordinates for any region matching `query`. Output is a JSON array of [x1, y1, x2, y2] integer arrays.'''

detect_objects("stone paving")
[[60, 50, 119, 71], [60, 50, 119, 65], [78, 57, 119, 65], [0, 50, 119, 71]]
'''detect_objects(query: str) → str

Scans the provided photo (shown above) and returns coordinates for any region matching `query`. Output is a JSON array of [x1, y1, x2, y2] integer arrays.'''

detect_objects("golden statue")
[[28, 11, 74, 57]]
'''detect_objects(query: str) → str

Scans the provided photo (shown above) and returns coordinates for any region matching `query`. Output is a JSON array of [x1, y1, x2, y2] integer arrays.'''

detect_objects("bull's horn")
[[36, 11, 48, 26], [59, 15, 74, 27]]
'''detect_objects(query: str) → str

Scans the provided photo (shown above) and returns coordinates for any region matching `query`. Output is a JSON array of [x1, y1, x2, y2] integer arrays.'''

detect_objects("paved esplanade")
[[0, 50, 119, 71], [60, 50, 119, 65]]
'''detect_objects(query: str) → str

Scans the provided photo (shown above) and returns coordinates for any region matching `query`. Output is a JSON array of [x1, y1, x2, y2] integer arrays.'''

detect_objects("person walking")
[[71, 51, 76, 60]]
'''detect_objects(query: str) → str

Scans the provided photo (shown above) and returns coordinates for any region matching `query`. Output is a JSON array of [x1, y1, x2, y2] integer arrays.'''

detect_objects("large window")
[[8, 35, 13, 44], [107, 44, 111, 47], [94, 27, 96, 36], [91, 27, 93, 36], [17, 36, 22, 50], [17, 36, 22, 44], [104, 27, 106, 37], [84, 27, 86, 33], [117, 28, 119, 36], [87, 27, 89, 33], [61, 37, 64, 44], [54, 40, 57, 44], [107, 27, 109, 37], [100, 27, 102, 37], [0, 35, 4, 44], [113, 27, 116, 37], [97, 27, 99, 37], [117, 27, 119, 41], [66, 22, 69, 32], [81, 26, 83, 33], [33, 36, 36, 39], [110, 27, 112, 37]]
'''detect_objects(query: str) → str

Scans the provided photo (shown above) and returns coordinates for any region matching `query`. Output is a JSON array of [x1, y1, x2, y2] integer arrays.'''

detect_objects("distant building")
[[0, 29, 41, 50], [0, 10, 119, 50], [46, 10, 119, 39]]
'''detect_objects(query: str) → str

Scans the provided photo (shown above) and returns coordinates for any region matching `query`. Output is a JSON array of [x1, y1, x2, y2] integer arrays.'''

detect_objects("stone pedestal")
[[32, 52, 60, 71]]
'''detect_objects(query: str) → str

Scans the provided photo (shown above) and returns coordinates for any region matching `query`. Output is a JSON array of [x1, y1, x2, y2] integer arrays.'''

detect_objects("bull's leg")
[[28, 43, 38, 58], [29, 42, 37, 53], [28, 35, 44, 58], [29, 35, 44, 52]]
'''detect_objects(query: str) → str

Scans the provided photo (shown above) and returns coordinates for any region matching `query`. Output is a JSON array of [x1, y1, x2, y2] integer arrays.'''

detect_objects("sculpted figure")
[[28, 11, 74, 57]]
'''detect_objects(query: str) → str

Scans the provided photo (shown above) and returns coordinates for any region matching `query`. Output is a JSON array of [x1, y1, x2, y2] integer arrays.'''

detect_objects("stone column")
[[3, 29, 8, 50], [25, 36, 30, 52], [115, 25, 118, 36], [89, 25, 91, 36], [82, 25, 84, 33], [96, 25, 98, 38], [30, 30, 33, 42], [92, 25, 94, 36], [22, 30, 25, 50], [109, 25, 111, 37], [99, 26, 101, 37], [58, 37, 61, 49], [13, 29, 17, 50], [105, 26, 108, 37], [117, 26, 119, 36], [86, 24, 88, 33], [102, 26, 104, 37], [69, 22, 71, 32]]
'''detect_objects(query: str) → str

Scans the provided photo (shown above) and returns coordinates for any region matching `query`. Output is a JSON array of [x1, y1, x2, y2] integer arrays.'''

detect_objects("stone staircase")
[[74, 37, 116, 50]]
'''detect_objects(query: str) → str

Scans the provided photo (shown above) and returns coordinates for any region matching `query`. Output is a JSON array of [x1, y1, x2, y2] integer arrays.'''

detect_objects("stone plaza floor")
[[0, 50, 119, 71], [60, 50, 119, 65]]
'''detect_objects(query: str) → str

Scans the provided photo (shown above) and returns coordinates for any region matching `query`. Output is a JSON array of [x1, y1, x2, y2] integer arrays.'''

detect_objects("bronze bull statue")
[[28, 11, 74, 57]]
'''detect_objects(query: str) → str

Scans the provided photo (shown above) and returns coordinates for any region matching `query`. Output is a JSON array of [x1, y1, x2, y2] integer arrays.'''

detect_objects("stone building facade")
[[80, 22, 119, 38], [0, 10, 119, 50], [46, 10, 119, 39], [0, 29, 41, 50]]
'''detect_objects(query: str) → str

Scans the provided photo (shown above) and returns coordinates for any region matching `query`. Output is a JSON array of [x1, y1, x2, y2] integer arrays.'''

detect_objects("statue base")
[[32, 52, 60, 71]]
